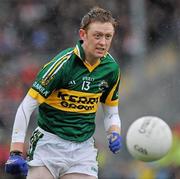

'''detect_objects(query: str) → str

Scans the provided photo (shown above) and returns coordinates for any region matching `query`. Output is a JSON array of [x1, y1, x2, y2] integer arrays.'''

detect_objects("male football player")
[[5, 7, 122, 179]]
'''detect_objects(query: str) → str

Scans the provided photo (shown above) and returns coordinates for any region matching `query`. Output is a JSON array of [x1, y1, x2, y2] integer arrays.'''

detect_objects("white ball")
[[126, 116, 173, 162]]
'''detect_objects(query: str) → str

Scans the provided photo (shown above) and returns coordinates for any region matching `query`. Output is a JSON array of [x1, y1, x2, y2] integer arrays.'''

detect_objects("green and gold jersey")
[[28, 40, 121, 142]]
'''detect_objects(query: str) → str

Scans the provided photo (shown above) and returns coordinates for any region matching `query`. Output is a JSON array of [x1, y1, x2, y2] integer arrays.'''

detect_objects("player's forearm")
[[103, 105, 122, 154], [102, 104, 121, 134], [11, 94, 38, 150]]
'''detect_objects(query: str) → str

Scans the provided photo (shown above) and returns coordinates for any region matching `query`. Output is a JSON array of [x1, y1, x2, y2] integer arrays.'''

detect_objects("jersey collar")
[[73, 40, 86, 61], [73, 40, 108, 72]]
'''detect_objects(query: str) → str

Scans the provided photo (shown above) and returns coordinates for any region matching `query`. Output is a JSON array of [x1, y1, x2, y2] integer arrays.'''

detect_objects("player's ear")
[[79, 29, 86, 40]]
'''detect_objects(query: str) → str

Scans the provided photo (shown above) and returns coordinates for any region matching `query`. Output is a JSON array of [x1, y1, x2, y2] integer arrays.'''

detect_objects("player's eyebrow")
[[94, 31, 113, 35]]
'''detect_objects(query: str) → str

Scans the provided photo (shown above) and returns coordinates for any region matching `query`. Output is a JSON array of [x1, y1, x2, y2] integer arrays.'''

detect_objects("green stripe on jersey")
[[38, 104, 95, 142]]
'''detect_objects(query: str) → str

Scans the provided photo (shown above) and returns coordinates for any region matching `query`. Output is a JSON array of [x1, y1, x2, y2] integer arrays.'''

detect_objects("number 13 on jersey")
[[82, 81, 91, 91]]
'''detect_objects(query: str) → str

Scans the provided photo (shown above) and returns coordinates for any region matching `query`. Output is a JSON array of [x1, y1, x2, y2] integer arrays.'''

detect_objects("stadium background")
[[0, 0, 179, 178]]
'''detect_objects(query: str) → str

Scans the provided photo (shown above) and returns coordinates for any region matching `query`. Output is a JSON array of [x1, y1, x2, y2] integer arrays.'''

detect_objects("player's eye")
[[94, 34, 101, 39], [105, 34, 112, 40]]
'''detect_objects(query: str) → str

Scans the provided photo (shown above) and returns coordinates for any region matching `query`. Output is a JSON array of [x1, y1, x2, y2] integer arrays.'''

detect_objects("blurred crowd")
[[0, 0, 180, 178]]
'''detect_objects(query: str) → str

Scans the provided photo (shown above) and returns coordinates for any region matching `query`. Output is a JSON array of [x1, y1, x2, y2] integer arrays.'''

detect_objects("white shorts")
[[27, 127, 98, 179]]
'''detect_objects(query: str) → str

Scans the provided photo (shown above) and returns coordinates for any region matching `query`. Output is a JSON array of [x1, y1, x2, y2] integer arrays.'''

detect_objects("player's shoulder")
[[103, 52, 120, 70], [40, 47, 74, 72], [53, 47, 74, 62]]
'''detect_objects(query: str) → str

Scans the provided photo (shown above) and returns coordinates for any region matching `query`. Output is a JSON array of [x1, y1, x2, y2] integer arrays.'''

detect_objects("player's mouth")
[[96, 47, 106, 55]]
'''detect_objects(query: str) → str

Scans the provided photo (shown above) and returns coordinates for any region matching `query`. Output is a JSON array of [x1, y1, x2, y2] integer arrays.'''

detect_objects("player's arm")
[[5, 94, 39, 176], [102, 104, 121, 134], [11, 94, 39, 151], [102, 103, 122, 154], [10, 54, 65, 152]]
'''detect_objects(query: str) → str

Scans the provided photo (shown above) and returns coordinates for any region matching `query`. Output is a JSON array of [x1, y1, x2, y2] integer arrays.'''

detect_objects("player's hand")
[[108, 132, 122, 154], [5, 151, 28, 176]]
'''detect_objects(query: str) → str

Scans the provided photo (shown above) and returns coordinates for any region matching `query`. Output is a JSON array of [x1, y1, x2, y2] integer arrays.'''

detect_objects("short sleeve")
[[28, 59, 65, 103]]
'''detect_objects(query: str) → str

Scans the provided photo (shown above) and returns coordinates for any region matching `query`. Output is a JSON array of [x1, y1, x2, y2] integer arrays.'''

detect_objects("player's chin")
[[95, 52, 106, 58]]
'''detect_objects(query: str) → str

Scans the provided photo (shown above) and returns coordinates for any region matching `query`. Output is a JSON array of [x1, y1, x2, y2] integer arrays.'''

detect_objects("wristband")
[[10, 151, 23, 156]]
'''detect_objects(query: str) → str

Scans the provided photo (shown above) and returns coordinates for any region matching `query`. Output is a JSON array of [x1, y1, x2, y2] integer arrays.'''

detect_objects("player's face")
[[79, 22, 115, 60]]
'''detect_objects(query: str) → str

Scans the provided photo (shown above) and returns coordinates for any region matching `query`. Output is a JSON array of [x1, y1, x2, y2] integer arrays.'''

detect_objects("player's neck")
[[84, 58, 99, 66], [83, 51, 99, 66], [82, 44, 99, 66]]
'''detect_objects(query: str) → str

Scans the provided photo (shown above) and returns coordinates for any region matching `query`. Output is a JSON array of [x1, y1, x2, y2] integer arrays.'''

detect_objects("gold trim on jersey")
[[74, 46, 82, 59], [74, 46, 101, 72], [28, 88, 46, 104], [105, 75, 120, 106], [83, 59, 101, 72], [45, 89, 102, 113]]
